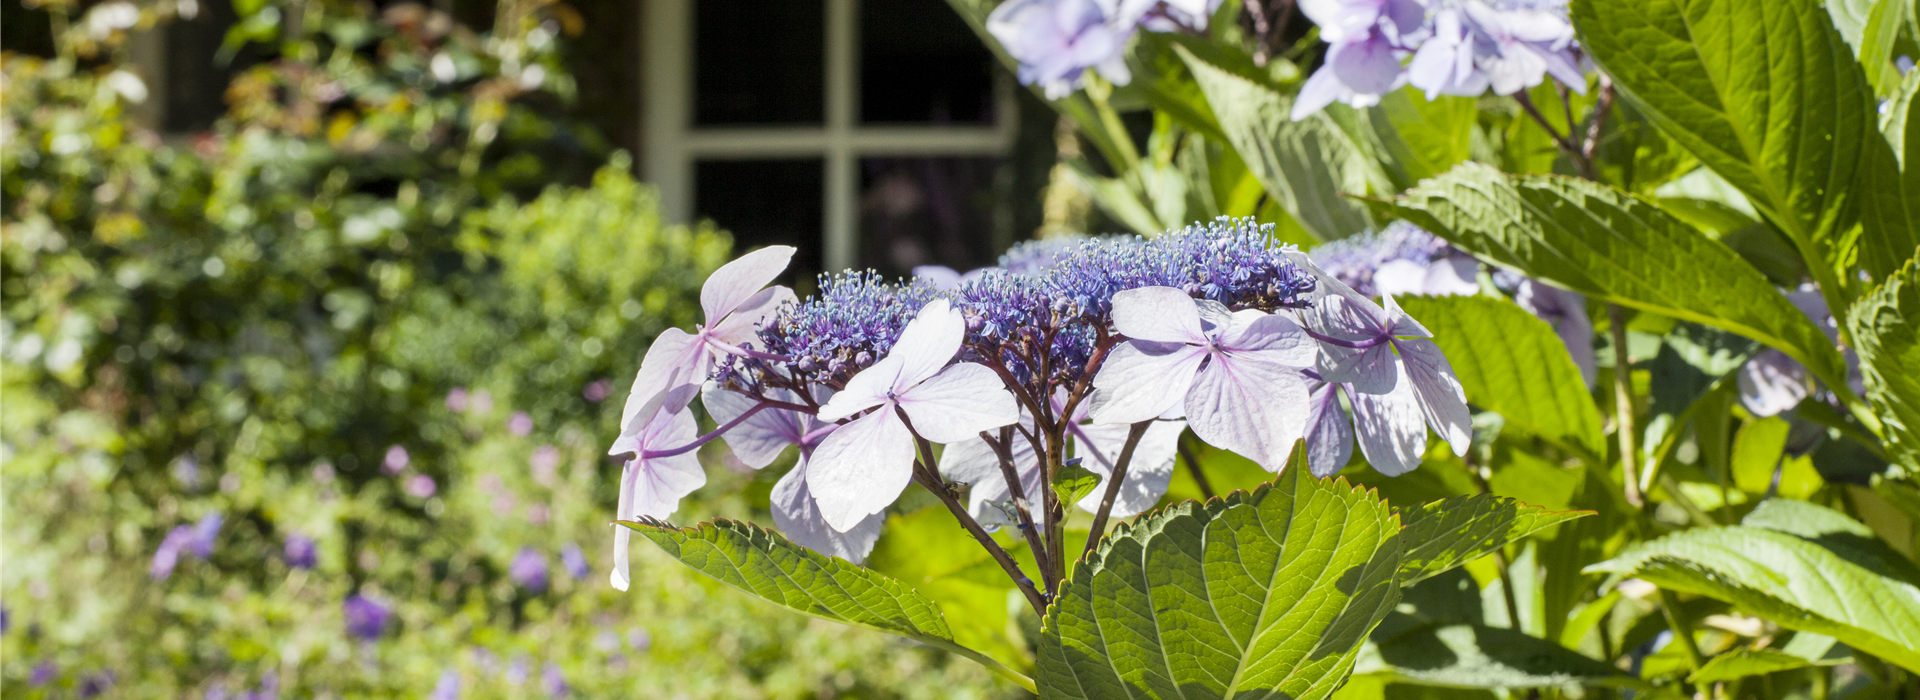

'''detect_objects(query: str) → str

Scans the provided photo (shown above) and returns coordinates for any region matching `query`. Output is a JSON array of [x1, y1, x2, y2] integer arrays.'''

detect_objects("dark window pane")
[[695, 0, 825, 125], [858, 157, 1003, 277], [694, 160, 825, 284], [860, 0, 996, 124]]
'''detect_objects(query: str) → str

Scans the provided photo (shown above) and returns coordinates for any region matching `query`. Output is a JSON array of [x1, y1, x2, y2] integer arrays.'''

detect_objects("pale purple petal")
[[1184, 353, 1311, 471], [609, 384, 698, 459], [1089, 340, 1209, 424], [1216, 312, 1317, 367], [819, 355, 908, 423], [1372, 260, 1434, 299], [896, 363, 1021, 443], [1422, 256, 1481, 296], [1291, 65, 1347, 120], [889, 299, 968, 389], [1328, 30, 1404, 96], [614, 329, 703, 454], [609, 401, 703, 590], [1350, 366, 1427, 475], [1071, 419, 1185, 516], [1514, 280, 1595, 387], [1738, 350, 1812, 417], [1305, 381, 1355, 477], [939, 425, 1042, 529], [706, 286, 796, 347], [771, 458, 882, 563], [1397, 338, 1471, 455], [701, 384, 804, 468], [1111, 286, 1210, 344], [1319, 343, 1399, 395], [1381, 294, 1435, 339], [700, 245, 796, 324], [807, 408, 917, 532]]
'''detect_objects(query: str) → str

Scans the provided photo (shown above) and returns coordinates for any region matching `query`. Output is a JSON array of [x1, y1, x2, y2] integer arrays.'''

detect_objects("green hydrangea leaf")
[[624, 518, 1036, 692], [1036, 467, 1402, 699], [1396, 494, 1593, 586], [1585, 523, 1920, 673], [1372, 164, 1852, 400], [1398, 295, 1606, 458]]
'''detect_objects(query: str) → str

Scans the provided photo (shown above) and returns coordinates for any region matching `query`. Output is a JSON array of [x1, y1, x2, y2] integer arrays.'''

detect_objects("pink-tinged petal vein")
[[807, 408, 916, 532], [1088, 340, 1209, 424], [1185, 353, 1310, 472], [897, 363, 1020, 443]]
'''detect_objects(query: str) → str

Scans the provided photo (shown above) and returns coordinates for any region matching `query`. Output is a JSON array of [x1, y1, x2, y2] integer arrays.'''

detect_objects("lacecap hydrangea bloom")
[[1293, 0, 1588, 118], [986, 0, 1225, 98], [604, 218, 1471, 602]]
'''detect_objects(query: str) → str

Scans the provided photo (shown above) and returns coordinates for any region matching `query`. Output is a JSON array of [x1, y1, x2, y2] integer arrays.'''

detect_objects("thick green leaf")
[[1395, 493, 1592, 585], [1178, 45, 1384, 241], [1037, 468, 1403, 700], [1857, 0, 1915, 94], [1572, 0, 1880, 299], [1374, 164, 1852, 396], [1585, 525, 1920, 673], [1356, 622, 1624, 688], [1687, 649, 1817, 682], [866, 507, 1033, 669], [1398, 295, 1605, 457], [624, 518, 1035, 691], [1848, 255, 1920, 471], [1740, 498, 1920, 584]]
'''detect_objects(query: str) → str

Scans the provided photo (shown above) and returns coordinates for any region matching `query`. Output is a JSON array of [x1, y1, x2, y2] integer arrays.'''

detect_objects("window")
[[642, 0, 1018, 280]]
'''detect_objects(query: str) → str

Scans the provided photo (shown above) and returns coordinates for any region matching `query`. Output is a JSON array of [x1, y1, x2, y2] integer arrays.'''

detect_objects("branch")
[[1084, 421, 1152, 557], [1608, 304, 1644, 508], [984, 428, 1055, 593], [899, 411, 1050, 615]]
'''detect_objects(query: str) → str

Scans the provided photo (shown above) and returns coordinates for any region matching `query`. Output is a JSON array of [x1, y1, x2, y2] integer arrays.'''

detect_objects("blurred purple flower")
[[1461, 2, 1585, 96], [3, 605, 11, 633], [151, 525, 194, 580], [1407, 8, 1489, 98], [204, 683, 230, 700], [237, 673, 278, 700], [531, 445, 561, 485], [1294, 26, 1406, 119], [343, 594, 393, 640], [284, 534, 317, 569], [405, 474, 438, 498], [429, 669, 461, 700], [1513, 279, 1596, 387], [988, 0, 1133, 99], [78, 671, 114, 698], [583, 379, 611, 403], [188, 513, 222, 558], [510, 547, 550, 593], [30, 660, 55, 686], [508, 412, 534, 437], [447, 387, 471, 413], [506, 656, 530, 685], [628, 627, 652, 652], [542, 662, 569, 698], [561, 543, 590, 580], [382, 445, 410, 475]]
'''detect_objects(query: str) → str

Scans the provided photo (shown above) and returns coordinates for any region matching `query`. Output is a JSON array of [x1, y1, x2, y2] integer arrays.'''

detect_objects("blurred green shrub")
[[0, 1, 1014, 697]]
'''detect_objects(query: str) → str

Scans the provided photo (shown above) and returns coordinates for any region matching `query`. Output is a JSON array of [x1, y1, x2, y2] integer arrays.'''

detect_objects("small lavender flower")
[[429, 669, 461, 700], [30, 660, 55, 686], [583, 379, 611, 403], [988, 0, 1133, 99], [283, 534, 317, 569], [405, 474, 438, 498], [173, 455, 202, 489], [628, 627, 652, 651], [510, 547, 550, 593], [541, 662, 570, 698], [187, 513, 222, 558], [383, 445, 410, 475], [530, 445, 561, 485], [560, 543, 590, 580], [508, 412, 534, 437], [447, 387, 471, 413], [343, 594, 393, 640], [78, 671, 114, 698], [151, 525, 194, 580], [506, 656, 530, 685]]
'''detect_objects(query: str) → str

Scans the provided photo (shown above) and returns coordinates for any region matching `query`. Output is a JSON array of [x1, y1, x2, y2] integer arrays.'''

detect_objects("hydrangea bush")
[[613, 0, 1920, 696]]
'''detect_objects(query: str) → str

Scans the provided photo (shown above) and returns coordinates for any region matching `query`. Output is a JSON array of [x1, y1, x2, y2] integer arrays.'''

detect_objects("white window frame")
[[641, 0, 1018, 271]]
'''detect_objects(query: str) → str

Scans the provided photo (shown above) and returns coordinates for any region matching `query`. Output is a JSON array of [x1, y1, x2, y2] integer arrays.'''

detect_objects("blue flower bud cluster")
[[746, 218, 1314, 392]]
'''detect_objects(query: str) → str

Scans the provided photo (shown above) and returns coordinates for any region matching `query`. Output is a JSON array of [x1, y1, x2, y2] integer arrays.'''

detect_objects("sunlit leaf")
[[1396, 494, 1591, 586], [1037, 468, 1402, 699]]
